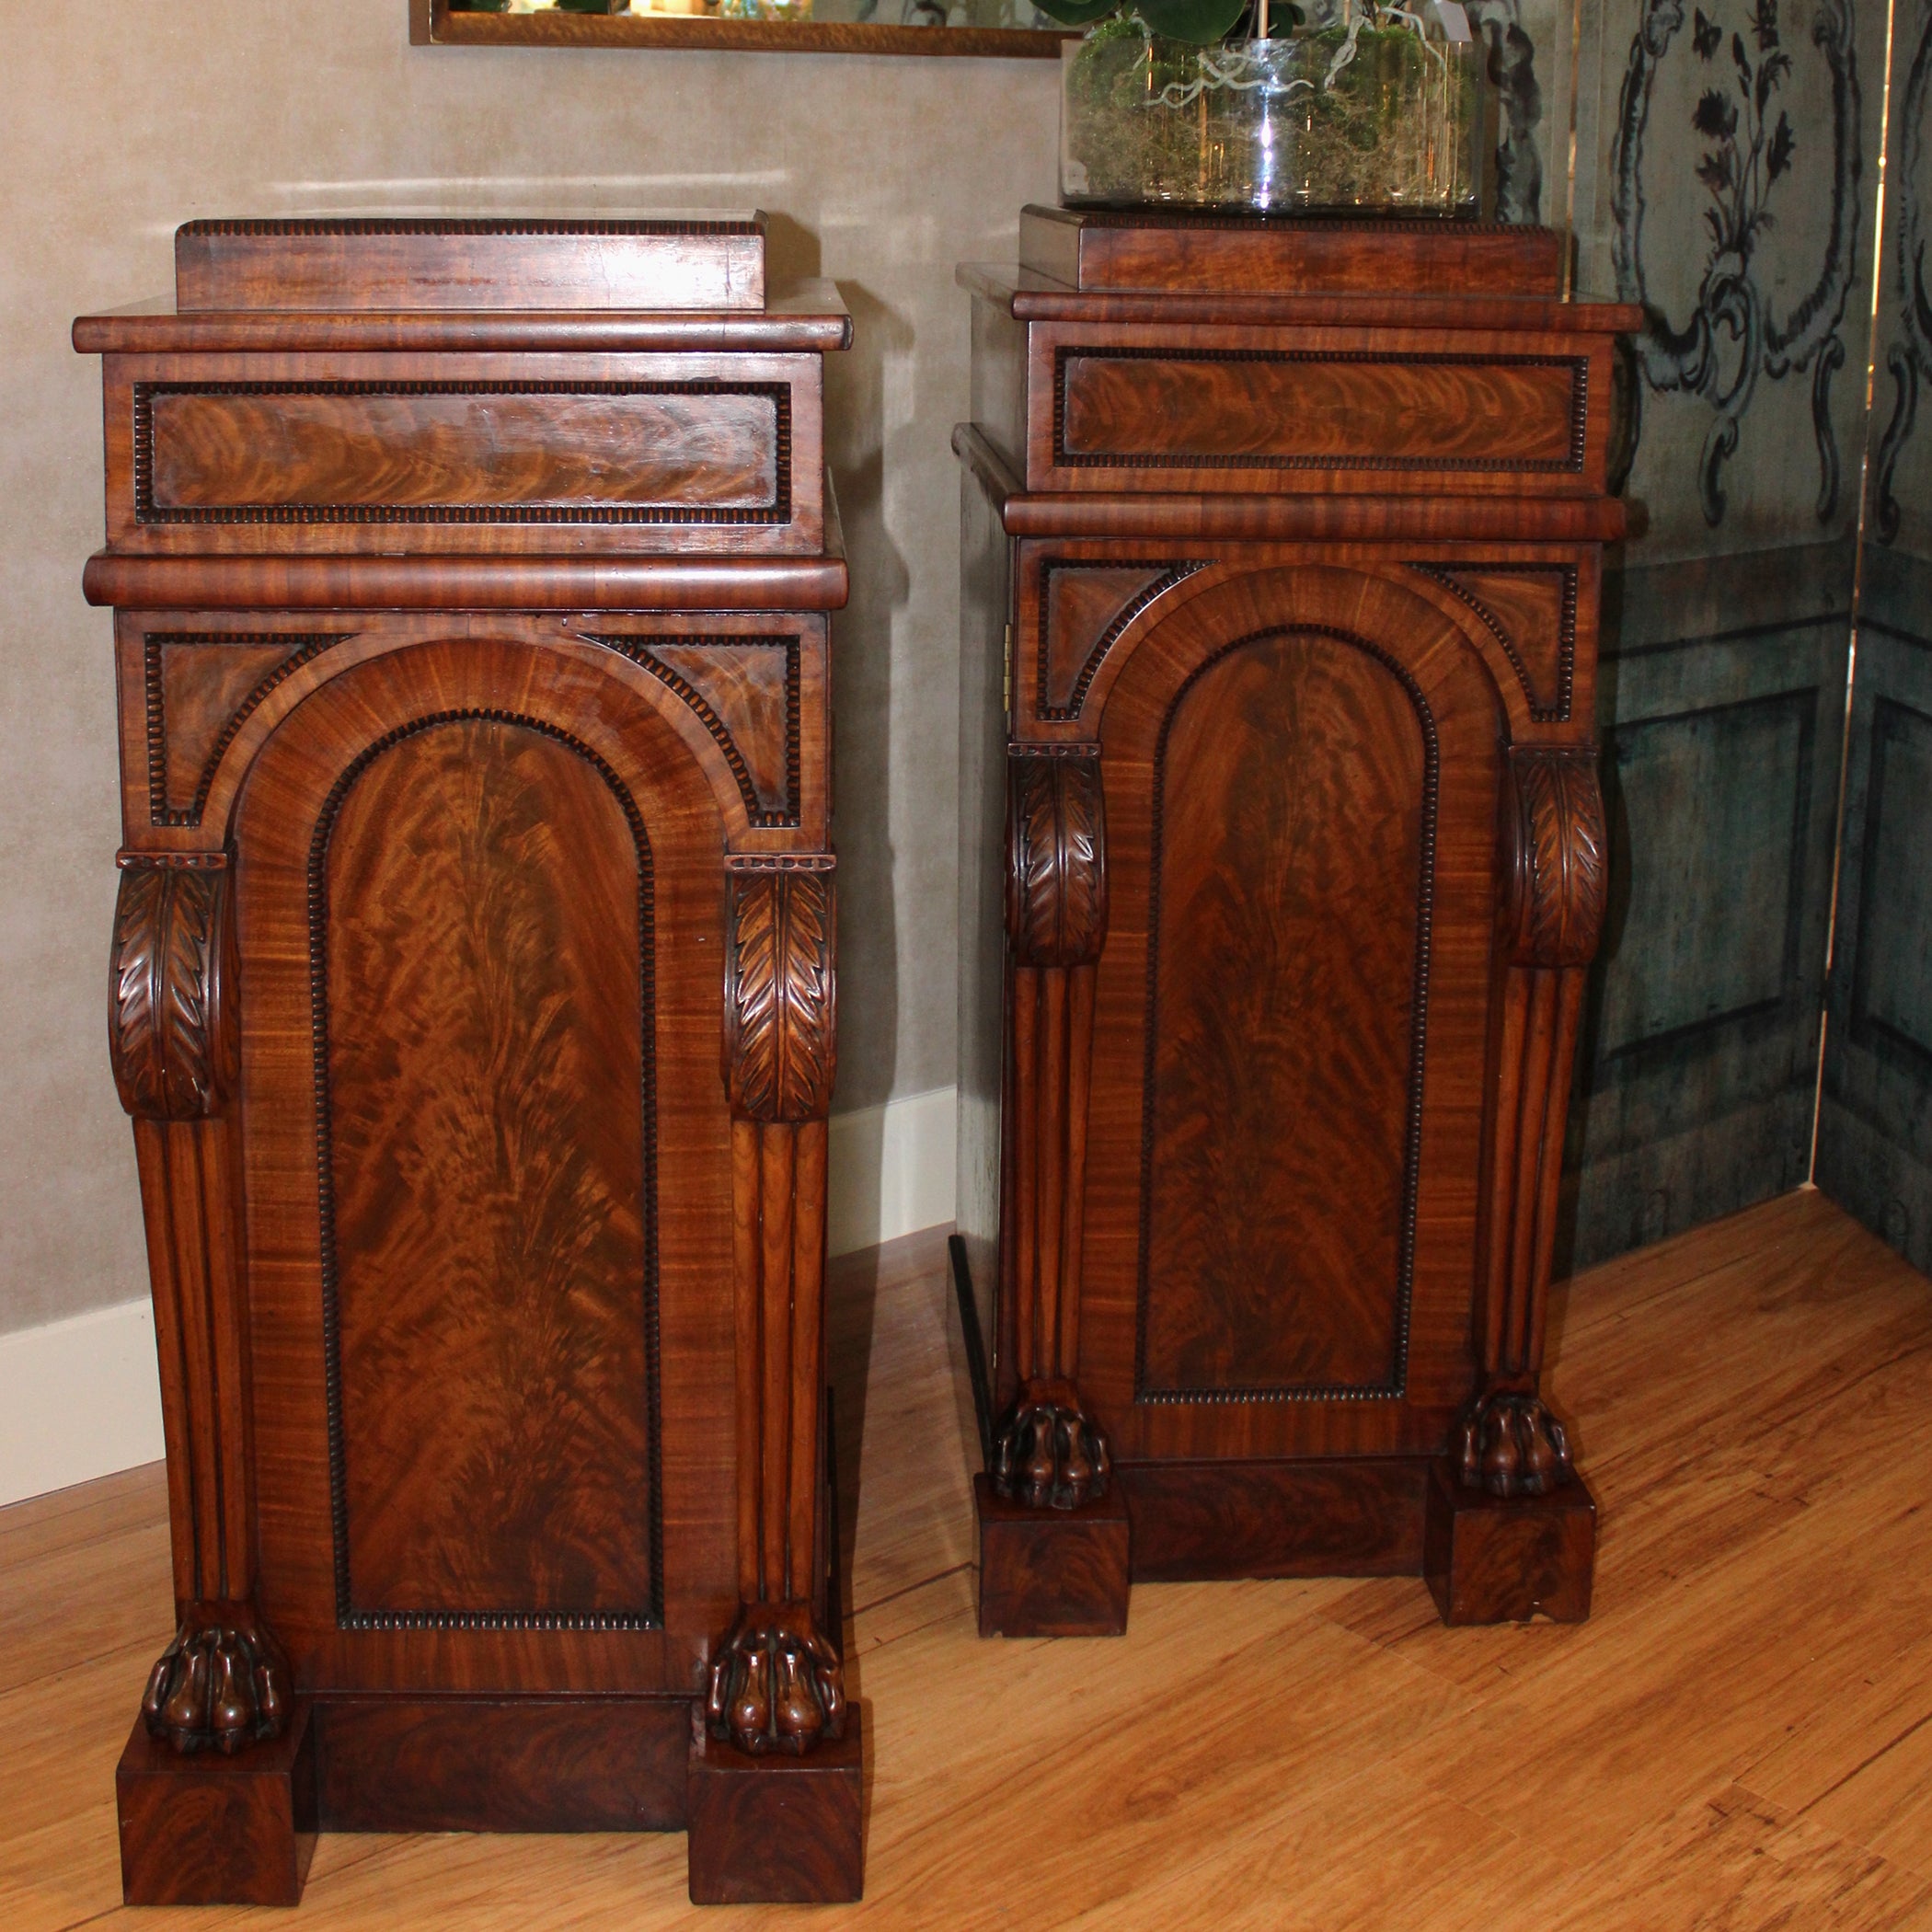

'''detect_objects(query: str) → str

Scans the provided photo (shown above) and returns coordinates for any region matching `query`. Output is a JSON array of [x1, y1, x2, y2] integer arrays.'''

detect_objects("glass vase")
[[1059, 9, 1487, 215]]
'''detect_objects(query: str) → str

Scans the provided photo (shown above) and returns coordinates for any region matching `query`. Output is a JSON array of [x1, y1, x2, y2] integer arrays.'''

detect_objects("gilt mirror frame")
[[412, 0, 1072, 56]]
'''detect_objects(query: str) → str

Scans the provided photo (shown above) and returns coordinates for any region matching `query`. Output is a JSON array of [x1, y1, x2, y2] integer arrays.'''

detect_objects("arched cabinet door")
[[1080, 563, 1512, 1467], [232, 630, 735, 1699]]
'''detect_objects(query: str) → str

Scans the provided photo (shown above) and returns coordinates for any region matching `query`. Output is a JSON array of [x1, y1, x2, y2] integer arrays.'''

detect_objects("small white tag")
[[1432, 0, 1474, 39]]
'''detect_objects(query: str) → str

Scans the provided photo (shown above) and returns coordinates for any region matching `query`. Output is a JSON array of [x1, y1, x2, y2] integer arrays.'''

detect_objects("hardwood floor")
[[4, 1186, 1929, 1927]]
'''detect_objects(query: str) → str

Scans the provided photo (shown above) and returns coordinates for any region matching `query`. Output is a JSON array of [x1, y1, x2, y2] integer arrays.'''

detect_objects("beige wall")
[[0, 0, 1059, 1333]]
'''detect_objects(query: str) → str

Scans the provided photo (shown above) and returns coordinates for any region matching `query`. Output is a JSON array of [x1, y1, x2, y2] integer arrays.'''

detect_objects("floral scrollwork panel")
[[1875, 0, 1932, 544], [1612, 0, 1863, 525]]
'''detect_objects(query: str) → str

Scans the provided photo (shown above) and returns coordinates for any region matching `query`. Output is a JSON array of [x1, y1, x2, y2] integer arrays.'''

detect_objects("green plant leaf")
[[1135, 0, 1250, 42], [1032, 0, 1124, 23]]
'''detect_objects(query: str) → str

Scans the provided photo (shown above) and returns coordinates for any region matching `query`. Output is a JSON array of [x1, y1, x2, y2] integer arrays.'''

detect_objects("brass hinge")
[[1003, 622, 1013, 720]]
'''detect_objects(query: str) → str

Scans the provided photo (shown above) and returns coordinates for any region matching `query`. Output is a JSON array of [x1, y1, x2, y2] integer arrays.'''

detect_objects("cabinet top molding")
[[77, 217, 857, 356], [168, 213, 774, 315], [1018, 206, 1577, 300], [72, 289, 853, 357], [959, 264, 1643, 339], [75, 217, 851, 602]]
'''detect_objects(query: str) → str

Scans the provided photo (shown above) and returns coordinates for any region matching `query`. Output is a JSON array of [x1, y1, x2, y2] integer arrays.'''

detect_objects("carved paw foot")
[[991, 1378, 1111, 1512], [707, 1601, 846, 1758], [141, 1601, 289, 1755], [1455, 1389, 1575, 1499]]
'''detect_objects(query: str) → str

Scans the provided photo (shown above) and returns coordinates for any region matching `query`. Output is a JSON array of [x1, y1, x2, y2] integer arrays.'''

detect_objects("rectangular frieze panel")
[[141, 382, 786, 522], [1056, 350, 1585, 475]]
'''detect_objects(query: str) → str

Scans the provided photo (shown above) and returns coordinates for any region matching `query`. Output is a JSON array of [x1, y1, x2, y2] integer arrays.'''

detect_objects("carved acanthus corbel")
[[109, 853, 237, 1121], [1501, 746, 1608, 970], [723, 858, 836, 1124], [1006, 748, 1108, 970], [997, 750, 1111, 1511], [715, 857, 845, 1755], [1462, 748, 1607, 1498]]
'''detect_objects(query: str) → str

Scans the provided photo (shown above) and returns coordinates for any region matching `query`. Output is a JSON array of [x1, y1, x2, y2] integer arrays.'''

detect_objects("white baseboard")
[[827, 1084, 957, 1258], [0, 1297, 166, 1508], [0, 1085, 959, 1507]]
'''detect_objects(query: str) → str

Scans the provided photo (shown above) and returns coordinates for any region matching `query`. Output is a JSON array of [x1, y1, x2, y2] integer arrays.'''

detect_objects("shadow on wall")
[[765, 214, 913, 1127]]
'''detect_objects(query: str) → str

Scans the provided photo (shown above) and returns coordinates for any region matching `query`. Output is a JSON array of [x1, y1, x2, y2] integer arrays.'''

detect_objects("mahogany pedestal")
[[975, 1473, 1130, 1638], [118, 1704, 316, 1907], [79, 214, 859, 1905], [1424, 1458, 1597, 1625], [954, 208, 1637, 1638], [686, 1708, 865, 1904]]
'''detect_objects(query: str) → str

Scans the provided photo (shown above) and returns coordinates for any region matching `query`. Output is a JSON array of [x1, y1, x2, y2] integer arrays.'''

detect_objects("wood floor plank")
[[1057, 1759, 1570, 1932], [0, 1640, 169, 1932], [828, 1228, 980, 1620], [0, 1516, 174, 1701], [1739, 1631, 1932, 1824], [1386, 1442, 1932, 1865], [5, 1188, 1929, 1927], [1527, 1784, 1932, 1931], [843, 1581, 1479, 1930], [1779, 1708, 1932, 1884], [0, 1463, 167, 1566], [1555, 1187, 1838, 1340]]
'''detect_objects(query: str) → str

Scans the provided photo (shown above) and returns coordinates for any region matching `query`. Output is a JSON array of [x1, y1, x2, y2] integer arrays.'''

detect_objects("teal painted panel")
[[1816, 545, 1932, 1273], [1562, 540, 1852, 1271], [1813, 12, 1932, 1274], [1851, 701, 1932, 1061], [1597, 691, 1810, 1053]]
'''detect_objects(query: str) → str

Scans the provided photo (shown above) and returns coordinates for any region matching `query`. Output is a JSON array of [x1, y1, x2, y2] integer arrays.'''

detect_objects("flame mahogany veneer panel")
[[1140, 629, 1429, 1398], [1418, 565, 1577, 721], [1057, 351, 1583, 474], [145, 386, 782, 515], [1082, 564, 1504, 1466], [1014, 316, 1625, 504], [236, 634, 738, 1696], [322, 717, 657, 1626], [312, 1697, 689, 1832], [153, 637, 311, 821], [97, 350, 827, 559], [1039, 562, 1195, 720], [640, 639, 797, 821]]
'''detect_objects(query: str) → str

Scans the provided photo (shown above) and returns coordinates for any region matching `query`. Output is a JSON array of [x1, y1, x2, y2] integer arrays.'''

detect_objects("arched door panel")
[[1084, 564, 1510, 1465], [1140, 626, 1432, 1401], [235, 633, 732, 1696]]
